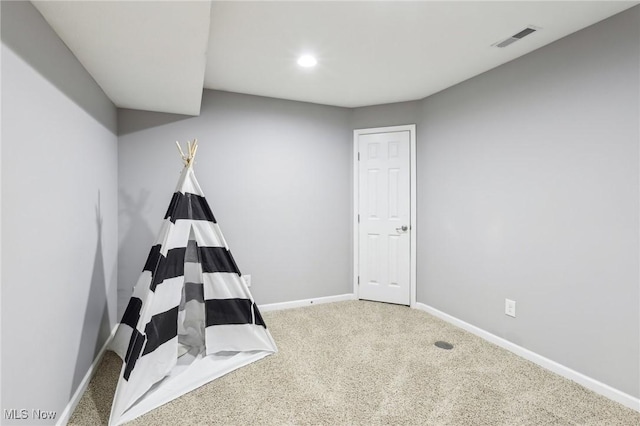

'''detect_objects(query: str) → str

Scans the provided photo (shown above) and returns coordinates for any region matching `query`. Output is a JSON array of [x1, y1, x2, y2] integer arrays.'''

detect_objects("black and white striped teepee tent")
[[109, 140, 277, 425]]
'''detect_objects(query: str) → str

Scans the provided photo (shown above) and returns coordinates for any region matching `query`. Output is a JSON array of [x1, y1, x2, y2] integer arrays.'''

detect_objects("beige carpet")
[[70, 300, 639, 425]]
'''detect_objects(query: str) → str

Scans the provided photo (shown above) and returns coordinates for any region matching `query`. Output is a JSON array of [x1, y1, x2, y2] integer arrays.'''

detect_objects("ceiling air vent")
[[493, 26, 540, 48]]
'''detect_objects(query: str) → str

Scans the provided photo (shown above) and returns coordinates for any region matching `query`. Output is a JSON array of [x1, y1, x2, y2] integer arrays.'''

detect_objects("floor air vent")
[[493, 26, 539, 48], [435, 341, 454, 350]]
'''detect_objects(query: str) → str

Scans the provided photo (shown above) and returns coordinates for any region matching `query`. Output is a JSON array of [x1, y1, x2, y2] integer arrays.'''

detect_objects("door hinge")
[[358, 152, 360, 161], [358, 276, 360, 285], [358, 214, 360, 223]]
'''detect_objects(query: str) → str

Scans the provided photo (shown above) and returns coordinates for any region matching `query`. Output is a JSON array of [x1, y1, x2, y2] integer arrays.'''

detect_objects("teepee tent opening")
[[108, 140, 277, 425]]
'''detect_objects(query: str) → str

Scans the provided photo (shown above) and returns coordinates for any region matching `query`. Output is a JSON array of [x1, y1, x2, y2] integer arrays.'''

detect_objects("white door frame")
[[353, 124, 417, 307]]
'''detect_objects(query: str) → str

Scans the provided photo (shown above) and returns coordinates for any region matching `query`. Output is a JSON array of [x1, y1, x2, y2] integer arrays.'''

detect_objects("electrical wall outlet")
[[505, 299, 516, 317], [244, 274, 251, 287]]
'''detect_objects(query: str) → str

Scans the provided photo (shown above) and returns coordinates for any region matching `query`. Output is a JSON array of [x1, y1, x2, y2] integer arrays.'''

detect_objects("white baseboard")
[[56, 298, 638, 424], [57, 295, 354, 424], [57, 324, 119, 426], [414, 302, 640, 413], [259, 293, 356, 312]]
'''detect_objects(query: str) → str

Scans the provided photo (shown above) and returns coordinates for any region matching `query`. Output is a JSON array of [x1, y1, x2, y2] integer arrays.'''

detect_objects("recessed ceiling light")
[[297, 55, 317, 68]]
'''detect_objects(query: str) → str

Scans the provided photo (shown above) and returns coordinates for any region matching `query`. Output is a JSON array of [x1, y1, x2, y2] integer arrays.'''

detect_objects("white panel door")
[[358, 130, 411, 305]]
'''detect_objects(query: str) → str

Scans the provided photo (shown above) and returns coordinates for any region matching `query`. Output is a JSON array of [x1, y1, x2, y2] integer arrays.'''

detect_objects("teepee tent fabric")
[[109, 142, 277, 425]]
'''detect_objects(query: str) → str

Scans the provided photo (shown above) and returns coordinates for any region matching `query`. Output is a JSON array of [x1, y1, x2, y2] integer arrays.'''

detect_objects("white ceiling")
[[32, 1, 212, 115], [33, 1, 639, 115]]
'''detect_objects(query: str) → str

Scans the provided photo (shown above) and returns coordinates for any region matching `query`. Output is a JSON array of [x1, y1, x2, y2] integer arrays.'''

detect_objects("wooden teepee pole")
[[175, 139, 198, 167]]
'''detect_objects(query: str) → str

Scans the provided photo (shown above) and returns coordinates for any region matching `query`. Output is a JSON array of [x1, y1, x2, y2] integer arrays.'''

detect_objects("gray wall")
[[351, 100, 422, 130], [1, 1, 118, 423], [117, 91, 352, 311], [417, 6, 639, 397]]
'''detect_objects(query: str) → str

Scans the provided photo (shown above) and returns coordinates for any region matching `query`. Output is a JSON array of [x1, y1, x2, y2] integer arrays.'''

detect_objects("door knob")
[[396, 225, 408, 233]]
